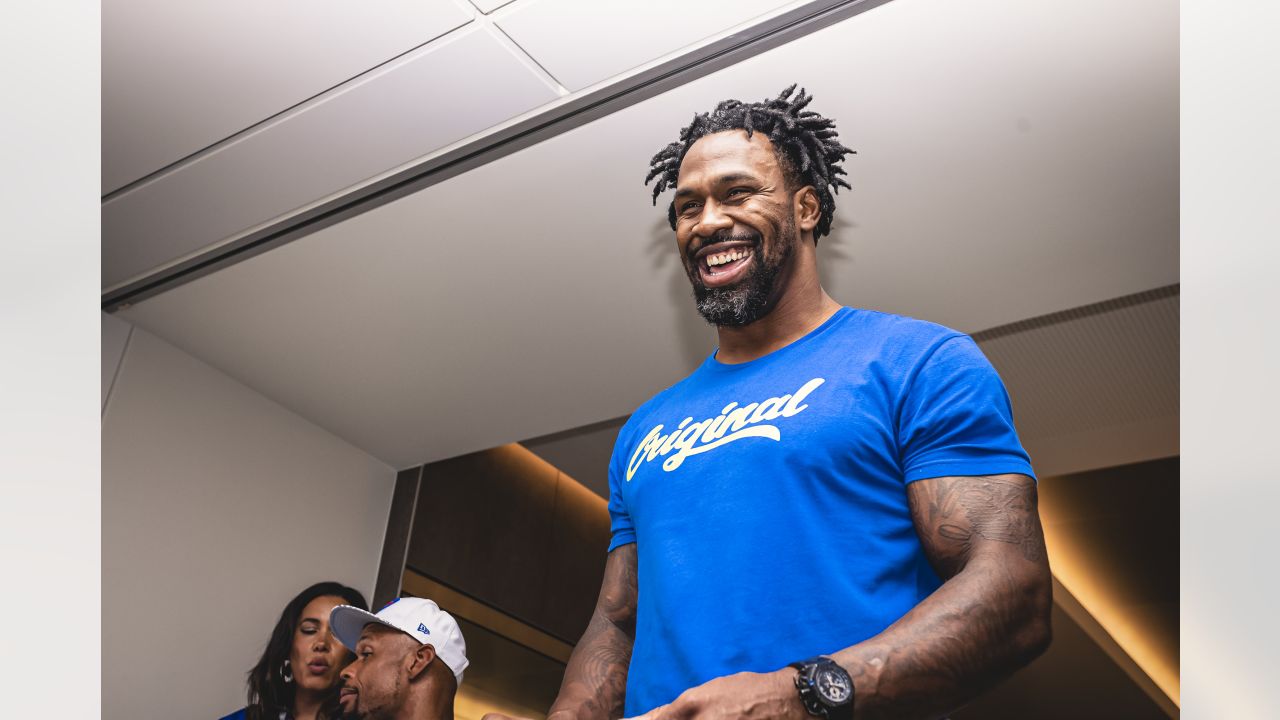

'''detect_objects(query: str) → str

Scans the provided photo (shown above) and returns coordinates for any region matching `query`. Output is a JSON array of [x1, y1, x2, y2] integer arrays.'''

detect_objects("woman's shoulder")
[[218, 709, 290, 720]]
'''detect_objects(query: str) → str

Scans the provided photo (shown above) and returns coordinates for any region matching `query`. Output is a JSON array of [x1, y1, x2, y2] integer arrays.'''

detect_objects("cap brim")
[[330, 604, 396, 651]]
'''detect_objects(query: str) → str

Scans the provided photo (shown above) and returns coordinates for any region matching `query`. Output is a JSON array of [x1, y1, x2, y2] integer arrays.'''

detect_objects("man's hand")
[[625, 669, 807, 720]]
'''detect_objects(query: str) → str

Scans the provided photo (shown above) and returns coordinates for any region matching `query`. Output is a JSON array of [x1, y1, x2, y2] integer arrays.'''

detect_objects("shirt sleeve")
[[607, 444, 637, 551], [897, 335, 1036, 483]]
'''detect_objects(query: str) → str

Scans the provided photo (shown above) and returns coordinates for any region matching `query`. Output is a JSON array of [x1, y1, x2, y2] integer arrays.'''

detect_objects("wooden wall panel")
[[542, 474, 611, 640], [405, 444, 609, 642]]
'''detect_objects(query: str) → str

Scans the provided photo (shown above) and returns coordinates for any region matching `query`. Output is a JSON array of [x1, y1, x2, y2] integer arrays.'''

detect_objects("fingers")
[[625, 701, 673, 720]]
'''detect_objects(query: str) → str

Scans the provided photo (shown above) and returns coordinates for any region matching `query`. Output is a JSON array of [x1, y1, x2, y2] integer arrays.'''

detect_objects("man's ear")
[[794, 185, 820, 235], [406, 643, 438, 681]]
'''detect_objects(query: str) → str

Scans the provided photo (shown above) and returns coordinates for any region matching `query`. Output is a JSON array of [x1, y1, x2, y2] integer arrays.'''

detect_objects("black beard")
[[688, 218, 795, 327]]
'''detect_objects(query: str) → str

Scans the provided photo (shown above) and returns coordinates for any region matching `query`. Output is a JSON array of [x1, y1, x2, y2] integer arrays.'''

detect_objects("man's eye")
[[679, 202, 701, 215], [726, 187, 750, 198]]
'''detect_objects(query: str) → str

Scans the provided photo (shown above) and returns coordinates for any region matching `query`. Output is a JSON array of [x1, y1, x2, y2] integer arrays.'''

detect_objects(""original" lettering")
[[625, 377, 825, 480]]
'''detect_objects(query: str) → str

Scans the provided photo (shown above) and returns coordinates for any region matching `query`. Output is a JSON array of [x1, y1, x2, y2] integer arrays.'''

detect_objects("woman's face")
[[289, 595, 350, 694]]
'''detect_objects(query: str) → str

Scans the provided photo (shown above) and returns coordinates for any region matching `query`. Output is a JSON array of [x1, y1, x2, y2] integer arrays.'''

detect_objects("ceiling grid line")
[[103, 18, 478, 204], [476, 11, 571, 97]]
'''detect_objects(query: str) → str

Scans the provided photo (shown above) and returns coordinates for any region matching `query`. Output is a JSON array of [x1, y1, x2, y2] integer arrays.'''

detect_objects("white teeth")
[[706, 249, 750, 267]]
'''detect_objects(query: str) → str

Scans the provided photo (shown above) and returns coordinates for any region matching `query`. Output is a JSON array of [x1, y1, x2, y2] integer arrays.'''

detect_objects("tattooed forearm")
[[548, 544, 637, 720], [826, 474, 1052, 719], [834, 568, 1049, 719]]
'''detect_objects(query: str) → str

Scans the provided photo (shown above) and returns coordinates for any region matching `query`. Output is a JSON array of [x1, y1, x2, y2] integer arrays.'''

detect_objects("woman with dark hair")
[[220, 581, 369, 720]]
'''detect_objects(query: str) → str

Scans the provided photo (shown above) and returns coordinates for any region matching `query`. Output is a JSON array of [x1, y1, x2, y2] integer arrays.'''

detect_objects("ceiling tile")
[[103, 26, 559, 291], [103, 0, 473, 193], [495, 0, 801, 91]]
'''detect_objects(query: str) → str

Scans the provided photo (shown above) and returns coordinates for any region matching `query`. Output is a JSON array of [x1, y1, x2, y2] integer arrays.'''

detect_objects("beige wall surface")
[[102, 326, 396, 720]]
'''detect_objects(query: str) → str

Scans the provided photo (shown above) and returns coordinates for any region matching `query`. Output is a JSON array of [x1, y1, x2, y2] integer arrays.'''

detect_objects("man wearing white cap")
[[330, 597, 470, 720]]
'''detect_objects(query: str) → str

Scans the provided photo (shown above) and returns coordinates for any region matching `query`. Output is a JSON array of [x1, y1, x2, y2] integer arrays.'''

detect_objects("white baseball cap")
[[330, 597, 470, 685]]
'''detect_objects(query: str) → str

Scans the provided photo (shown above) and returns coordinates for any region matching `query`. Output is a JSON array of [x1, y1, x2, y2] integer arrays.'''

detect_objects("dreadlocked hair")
[[644, 84, 854, 241]]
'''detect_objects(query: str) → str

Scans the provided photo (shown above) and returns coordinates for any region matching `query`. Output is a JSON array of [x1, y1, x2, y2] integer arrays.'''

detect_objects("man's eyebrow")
[[674, 173, 758, 199]]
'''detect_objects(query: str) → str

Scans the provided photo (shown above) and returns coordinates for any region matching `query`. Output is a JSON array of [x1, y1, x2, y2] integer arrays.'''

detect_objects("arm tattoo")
[[548, 544, 637, 720], [910, 474, 1045, 578], [827, 474, 1052, 719]]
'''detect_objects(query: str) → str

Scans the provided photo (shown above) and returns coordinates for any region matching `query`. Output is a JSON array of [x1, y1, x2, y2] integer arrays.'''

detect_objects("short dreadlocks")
[[645, 84, 854, 240]]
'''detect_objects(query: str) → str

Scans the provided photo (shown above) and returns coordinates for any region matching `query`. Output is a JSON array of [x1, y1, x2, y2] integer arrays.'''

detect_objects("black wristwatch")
[[789, 656, 854, 719]]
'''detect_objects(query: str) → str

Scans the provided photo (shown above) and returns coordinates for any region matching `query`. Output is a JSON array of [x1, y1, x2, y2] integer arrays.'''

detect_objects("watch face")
[[816, 666, 852, 704]]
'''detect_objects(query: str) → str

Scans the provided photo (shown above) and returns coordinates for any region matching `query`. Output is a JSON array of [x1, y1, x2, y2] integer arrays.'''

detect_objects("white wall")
[[102, 323, 397, 720], [102, 312, 132, 412]]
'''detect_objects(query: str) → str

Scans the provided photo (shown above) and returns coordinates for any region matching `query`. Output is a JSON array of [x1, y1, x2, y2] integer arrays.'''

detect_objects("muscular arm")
[[826, 473, 1053, 719], [547, 542, 638, 720]]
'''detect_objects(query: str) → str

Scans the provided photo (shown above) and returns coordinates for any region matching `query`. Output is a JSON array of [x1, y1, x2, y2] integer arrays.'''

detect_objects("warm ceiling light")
[[455, 684, 546, 720], [1043, 527, 1180, 707]]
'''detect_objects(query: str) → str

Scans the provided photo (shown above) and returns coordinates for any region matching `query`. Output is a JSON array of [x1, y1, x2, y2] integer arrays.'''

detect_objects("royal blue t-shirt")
[[607, 307, 1035, 715]]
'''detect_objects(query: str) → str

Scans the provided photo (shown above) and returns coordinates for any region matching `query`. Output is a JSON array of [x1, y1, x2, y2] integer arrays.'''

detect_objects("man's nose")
[[693, 199, 732, 238]]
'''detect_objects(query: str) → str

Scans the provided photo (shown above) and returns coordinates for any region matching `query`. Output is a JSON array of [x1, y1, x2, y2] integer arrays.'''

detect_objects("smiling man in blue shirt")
[[488, 85, 1051, 720]]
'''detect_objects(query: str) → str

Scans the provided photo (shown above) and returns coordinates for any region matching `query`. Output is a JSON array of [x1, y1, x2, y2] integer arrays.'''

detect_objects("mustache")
[[689, 229, 762, 256]]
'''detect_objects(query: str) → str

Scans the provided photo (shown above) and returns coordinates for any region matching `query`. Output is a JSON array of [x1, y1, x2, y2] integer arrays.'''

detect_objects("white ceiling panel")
[[118, 0, 1177, 469], [102, 26, 560, 291], [103, 0, 473, 193], [495, 0, 802, 91]]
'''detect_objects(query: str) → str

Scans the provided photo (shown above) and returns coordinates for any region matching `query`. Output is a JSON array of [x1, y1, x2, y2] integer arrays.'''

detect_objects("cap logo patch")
[[417, 623, 431, 635]]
